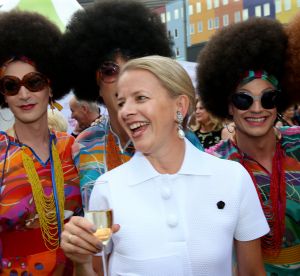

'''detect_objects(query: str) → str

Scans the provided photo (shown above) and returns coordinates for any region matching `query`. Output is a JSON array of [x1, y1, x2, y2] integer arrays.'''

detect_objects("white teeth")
[[246, 117, 265, 122], [129, 122, 148, 130]]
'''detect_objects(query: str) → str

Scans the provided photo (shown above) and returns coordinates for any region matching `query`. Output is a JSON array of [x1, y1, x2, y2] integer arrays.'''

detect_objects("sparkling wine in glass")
[[82, 181, 113, 276]]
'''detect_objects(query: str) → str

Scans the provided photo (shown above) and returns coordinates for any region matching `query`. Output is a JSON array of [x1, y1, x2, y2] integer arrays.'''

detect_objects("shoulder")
[[205, 139, 239, 160], [279, 126, 300, 161], [75, 125, 106, 147], [0, 131, 10, 151]]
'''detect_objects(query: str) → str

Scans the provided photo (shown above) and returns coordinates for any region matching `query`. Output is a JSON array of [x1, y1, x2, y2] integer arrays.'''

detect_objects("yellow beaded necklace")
[[16, 128, 65, 251]]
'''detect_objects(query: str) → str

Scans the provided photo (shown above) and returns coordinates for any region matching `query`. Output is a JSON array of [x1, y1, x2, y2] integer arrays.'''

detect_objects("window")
[[168, 30, 171, 38], [206, 0, 212, 10], [189, 4, 194, 15], [160, 13, 166, 23], [166, 11, 171, 22], [174, 28, 178, 38], [197, 21, 203, 32], [284, 0, 291, 10], [196, 2, 202, 13], [214, 17, 219, 29], [263, 3, 270, 16], [214, 0, 219, 8], [234, 11, 241, 23], [255, 5, 262, 17], [190, 24, 195, 34], [222, 0, 228, 5], [223, 14, 229, 26], [275, 0, 282, 13], [243, 9, 249, 21], [174, 9, 179, 20], [297, 0, 300, 7], [208, 18, 214, 30], [176, 47, 180, 57]]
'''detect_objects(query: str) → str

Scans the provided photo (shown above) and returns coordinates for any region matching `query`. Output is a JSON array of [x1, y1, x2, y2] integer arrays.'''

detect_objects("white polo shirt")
[[91, 139, 269, 276]]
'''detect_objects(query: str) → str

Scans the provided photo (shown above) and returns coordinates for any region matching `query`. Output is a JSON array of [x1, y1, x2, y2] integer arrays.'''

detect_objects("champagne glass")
[[82, 181, 113, 276]]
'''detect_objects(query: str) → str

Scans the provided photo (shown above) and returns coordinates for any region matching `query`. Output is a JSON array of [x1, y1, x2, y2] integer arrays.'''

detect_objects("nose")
[[119, 100, 136, 119], [18, 85, 31, 100], [250, 97, 263, 112]]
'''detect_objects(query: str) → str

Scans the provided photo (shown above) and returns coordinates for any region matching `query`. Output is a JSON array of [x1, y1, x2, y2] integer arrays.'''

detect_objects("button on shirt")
[[90, 139, 269, 276]]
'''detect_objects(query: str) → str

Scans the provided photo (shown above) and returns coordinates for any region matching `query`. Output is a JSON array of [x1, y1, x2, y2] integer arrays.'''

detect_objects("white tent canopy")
[[0, 0, 82, 131]]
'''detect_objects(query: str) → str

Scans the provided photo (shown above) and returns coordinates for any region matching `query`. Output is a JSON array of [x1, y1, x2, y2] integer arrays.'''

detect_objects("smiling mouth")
[[245, 117, 267, 123]]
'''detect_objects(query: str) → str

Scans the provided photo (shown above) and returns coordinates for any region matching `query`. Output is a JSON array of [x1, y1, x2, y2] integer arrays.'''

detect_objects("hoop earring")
[[176, 111, 185, 139]]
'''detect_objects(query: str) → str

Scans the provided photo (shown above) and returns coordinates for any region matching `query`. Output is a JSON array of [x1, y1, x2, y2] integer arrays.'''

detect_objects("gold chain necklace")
[[16, 127, 65, 250]]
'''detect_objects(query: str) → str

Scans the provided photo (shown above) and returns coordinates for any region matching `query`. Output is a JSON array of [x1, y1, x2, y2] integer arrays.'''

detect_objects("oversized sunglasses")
[[96, 61, 120, 84], [231, 90, 279, 110], [0, 72, 49, 96]]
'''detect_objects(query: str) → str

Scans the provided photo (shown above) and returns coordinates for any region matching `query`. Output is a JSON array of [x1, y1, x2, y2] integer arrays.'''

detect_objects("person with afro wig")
[[59, 0, 202, 190], [0, 11, 82, 275], [198, 17, 300, 275], [283, 12, 300, 105]]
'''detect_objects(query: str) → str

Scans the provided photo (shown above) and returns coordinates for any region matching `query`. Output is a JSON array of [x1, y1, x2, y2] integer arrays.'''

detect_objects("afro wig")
[[0, 10, 65, 107], [59, 0, 173, 103], [283, 12, 300, 104], [197, 17, 288, 119]]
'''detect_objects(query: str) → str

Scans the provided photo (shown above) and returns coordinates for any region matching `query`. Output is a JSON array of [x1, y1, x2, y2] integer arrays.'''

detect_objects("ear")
[[49, 87, 53, 98], [81, 103, 89, 113], [175, 94, 189, 118]]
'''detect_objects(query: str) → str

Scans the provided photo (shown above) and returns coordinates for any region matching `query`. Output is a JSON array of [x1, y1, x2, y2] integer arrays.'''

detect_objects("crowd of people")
[[0, 0, 299, 275]]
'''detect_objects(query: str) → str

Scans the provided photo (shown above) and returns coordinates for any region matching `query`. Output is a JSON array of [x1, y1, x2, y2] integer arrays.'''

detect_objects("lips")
[[19, 104, 35, 110], [128, 121, 150, 138]]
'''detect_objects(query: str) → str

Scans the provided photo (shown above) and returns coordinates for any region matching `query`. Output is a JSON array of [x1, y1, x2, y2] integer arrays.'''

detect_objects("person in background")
[[48, 109, 68, 132], [69, 95, 102, 137], [59, 0, 202, 189], [197, 17, 300, 275], [0, 11, 82, 275], [61, 55, 269, 276], [190, 98, 228, 148], [275, 105, 299, 128]]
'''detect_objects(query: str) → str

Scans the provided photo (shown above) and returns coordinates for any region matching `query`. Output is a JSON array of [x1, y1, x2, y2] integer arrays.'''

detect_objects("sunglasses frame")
[[0, 72, 49, 96], [96, 61, 120, 85], [231, 89, 280, 110]]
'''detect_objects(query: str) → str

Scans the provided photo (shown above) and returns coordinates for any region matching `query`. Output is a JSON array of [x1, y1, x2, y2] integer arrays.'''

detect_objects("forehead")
[[2, 60, 37, 77], [237, 78, 275, 92], [117, 69, 159, 93]]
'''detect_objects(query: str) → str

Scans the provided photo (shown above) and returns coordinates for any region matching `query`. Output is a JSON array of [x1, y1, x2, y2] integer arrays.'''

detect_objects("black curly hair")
[[283, 12, 300, 104], [0, 10, 64, 107], [59, 0, 173, 103], [197, 17, 288, 119]]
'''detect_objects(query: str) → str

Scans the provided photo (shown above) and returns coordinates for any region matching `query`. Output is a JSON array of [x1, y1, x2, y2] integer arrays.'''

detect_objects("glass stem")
[[101, 247, 108, 276]]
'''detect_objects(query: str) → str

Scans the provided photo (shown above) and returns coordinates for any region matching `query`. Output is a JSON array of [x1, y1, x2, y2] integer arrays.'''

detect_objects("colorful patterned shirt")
[[0, 131, 82, 275], [207, 126, 300, 274]]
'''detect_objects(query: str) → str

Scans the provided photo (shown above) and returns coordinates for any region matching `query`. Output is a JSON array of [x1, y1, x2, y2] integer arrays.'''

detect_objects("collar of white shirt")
[[127, 138, 213, 186]]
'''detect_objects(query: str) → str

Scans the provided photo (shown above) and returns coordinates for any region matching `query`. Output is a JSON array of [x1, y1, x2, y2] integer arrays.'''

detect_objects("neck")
[[13, 119, 50, 162], [199, 121, 214, 132], [145, 137, 185, 174], [108, 109, 129, 147], [235, 128, 277, 172]]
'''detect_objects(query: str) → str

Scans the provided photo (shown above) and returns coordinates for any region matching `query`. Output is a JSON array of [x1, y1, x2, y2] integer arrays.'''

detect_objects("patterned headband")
[[0, 56, 36, 77], [240, 70, 279, 89]]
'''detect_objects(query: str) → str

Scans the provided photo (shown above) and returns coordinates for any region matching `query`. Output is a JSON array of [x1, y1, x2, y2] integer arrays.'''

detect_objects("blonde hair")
[[120, 55, 196, 127], [48, 109, 68, 132]]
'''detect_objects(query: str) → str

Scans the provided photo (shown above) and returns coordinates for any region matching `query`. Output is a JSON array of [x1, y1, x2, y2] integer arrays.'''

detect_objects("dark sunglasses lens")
[[261, 91, 277, 109], [1, 77, 20, 96], [24, 73, 48, 92], [232, 93, 253, 110], [100, 63, 119, 83]]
